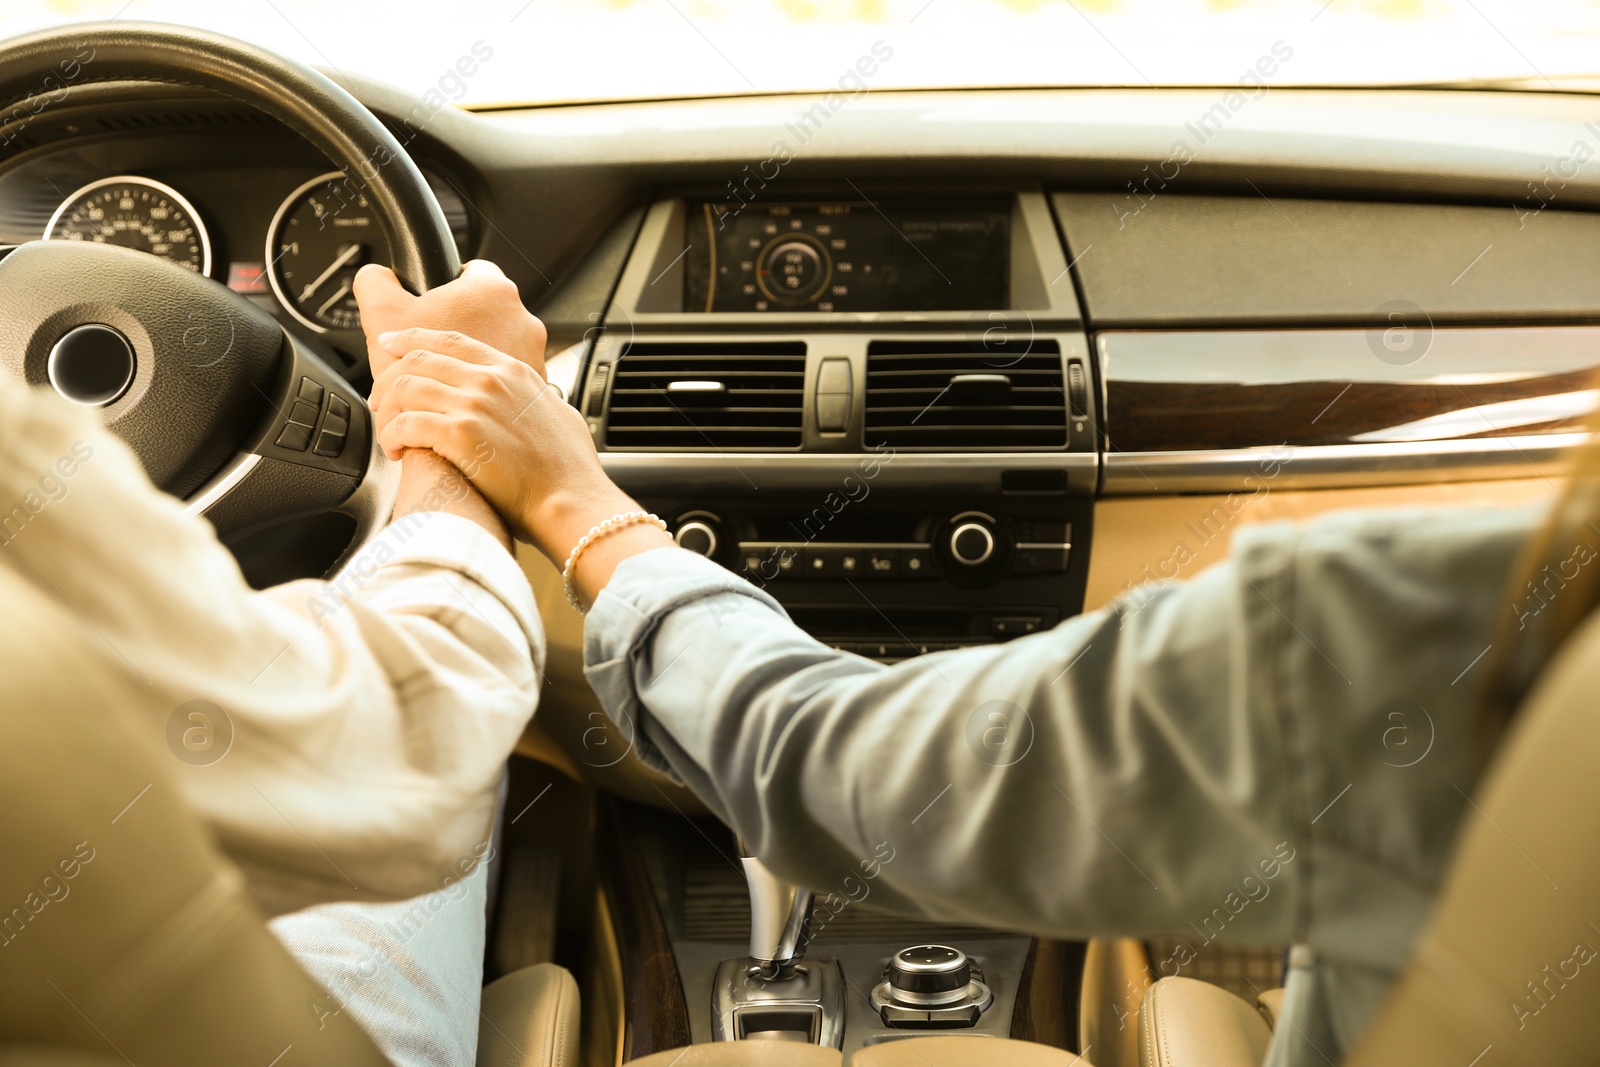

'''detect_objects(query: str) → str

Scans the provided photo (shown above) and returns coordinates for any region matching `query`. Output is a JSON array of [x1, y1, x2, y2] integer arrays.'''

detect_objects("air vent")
[[603, 341, 806, 450], [864, 339, 1067, 449]]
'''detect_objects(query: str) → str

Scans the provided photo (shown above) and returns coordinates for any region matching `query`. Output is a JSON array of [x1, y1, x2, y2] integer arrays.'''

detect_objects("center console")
[[583, 189, 1098, 667], [581, 187, 1095, 1056]]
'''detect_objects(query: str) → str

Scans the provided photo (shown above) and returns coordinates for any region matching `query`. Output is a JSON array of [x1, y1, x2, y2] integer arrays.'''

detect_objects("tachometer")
[[45, 176, 211, 274], [266, 171, 391, 333]]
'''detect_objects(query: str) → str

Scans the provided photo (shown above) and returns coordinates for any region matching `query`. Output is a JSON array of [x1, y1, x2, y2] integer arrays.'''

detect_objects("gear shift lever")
[[711, 838, 842, 1045], [738, 837, 815, 979]]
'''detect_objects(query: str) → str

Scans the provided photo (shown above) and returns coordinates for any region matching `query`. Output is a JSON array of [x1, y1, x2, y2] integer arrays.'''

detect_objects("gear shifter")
[[711, 838, 843, 1045], [739, 838, 815, 979]]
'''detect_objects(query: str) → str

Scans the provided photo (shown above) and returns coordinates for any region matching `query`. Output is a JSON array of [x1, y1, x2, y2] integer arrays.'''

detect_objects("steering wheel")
[[0, 22, 461, 561]]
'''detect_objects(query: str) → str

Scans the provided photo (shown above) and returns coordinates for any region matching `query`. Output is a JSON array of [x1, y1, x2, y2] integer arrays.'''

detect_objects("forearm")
[[529, 481, 674, 609], [0, 386, 542, 913], [395, 447, 510, 553], [584, 549, 1300, 942]]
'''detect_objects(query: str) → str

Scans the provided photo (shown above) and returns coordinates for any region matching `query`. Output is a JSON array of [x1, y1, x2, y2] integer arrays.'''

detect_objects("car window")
[[4, 0, 1600, 106]]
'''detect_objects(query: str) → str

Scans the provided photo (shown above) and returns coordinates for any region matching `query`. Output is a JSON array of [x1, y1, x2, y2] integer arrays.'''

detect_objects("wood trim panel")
[[1099, 327, 1600, 456], [1108, 371, 1593, 453], [1010, 938, 1085, 1050], [596, 796, 693, 1060]]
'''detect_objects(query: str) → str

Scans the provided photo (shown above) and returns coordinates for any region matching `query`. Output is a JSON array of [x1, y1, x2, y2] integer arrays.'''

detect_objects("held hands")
[[367, 327, 636, 566], [352, 259, 548, 384], [354, 260, 673, 603]]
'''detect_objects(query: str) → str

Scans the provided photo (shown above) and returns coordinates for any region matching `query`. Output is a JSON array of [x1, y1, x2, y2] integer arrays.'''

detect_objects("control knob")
[[947, 519, 996, 566], [673, 513, 722, 558], [888, 945, 973, 1007]]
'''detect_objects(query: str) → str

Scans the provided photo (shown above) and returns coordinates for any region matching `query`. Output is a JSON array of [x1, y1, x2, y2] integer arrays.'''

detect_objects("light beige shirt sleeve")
[[0, 376, 543, 917]]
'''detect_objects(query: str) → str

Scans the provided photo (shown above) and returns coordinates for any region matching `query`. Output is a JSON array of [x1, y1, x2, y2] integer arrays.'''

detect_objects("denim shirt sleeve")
[[582, 506, 1537, 985], [585, 508, 1536, 1062], [585, 544, 1306, 943]]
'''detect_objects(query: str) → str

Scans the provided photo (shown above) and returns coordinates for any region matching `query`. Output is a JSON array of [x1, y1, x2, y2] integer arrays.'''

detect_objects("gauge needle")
[[299, 243, 362, 302], [316, 280, 352, 319]]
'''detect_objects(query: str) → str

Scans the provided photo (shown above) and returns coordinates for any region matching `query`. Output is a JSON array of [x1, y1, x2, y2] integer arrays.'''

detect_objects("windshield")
[[6, 0, 1600, 106]]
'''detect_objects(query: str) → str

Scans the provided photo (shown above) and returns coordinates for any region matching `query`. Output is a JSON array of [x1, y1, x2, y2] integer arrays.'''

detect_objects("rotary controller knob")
[[674, 515, 721, 558], [948, 520, 996, 566], [888, 945, 972, 1007]]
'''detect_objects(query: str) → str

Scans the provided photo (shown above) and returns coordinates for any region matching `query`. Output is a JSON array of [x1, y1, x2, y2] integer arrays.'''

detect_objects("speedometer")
[[45, 176, 211, 274], [266, 172, 391, 333]]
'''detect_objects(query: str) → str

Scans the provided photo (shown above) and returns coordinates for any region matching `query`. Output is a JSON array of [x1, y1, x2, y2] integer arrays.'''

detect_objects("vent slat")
[[865, 405, 1065, 414], [604, 341, 805, 450], [606, 426, 800, 435], [611, 390, 803, 398], [865, 341, 1067, 450]]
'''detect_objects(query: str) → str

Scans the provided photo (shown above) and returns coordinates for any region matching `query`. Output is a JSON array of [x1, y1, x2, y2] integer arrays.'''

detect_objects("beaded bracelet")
[[562, 510, 667, 613]]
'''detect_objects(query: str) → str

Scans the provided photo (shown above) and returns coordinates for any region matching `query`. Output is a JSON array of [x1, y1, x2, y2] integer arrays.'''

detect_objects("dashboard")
[[2, 74, 1596, 1060], [1, 78, 1597, 770]]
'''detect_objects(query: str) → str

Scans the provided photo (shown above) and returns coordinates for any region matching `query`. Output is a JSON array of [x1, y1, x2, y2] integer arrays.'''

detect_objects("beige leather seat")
[[627, 1044, 842, 1066], [1137, 978, 1275, 1067], [0, 969, 577, 1067], [853, 1036, 1095, 1065], [0, 571, 578, 1067], [477, 964, 582, 1067], [1138, 609, 1600, 1067], [628, 1037, 1096, 1066]]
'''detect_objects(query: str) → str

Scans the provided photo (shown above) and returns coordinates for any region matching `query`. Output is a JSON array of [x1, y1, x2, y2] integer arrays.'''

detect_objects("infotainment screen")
[[682, 199, 1009, 313]]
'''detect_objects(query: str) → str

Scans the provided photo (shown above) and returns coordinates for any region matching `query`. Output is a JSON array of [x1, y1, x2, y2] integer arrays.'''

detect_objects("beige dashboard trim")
[[1084, 474, 1561, 612]]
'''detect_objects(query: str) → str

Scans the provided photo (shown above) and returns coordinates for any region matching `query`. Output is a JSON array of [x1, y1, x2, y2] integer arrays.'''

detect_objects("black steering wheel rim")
[[0, 21, 456, 566], [0, 20, 461, 292]]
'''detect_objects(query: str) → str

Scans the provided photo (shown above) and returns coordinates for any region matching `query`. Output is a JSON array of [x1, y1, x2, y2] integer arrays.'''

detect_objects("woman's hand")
[[367, 328, 670, 595], [353, 259, 547, 385]]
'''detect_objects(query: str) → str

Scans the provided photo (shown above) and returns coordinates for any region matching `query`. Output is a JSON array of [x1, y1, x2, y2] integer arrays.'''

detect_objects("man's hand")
[[353, 259, 547, 388]]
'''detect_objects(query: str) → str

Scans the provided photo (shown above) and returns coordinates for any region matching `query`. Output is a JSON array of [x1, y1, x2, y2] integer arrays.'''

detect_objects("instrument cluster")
[[13, 160, 471, 373]]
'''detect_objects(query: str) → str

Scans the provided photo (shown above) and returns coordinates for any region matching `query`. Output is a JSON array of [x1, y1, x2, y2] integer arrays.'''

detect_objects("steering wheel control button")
[[949, 522, 995, 566], [297, 375, 325, 406], [314, 402, 351, 458], [47, 325, 135, 407], [871, 944, 993, 1028], [275, 421, 313, 451], [314, 427, 347, 457], [275, 395, 322, 452]]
